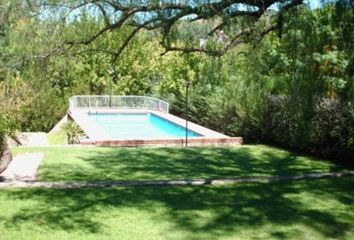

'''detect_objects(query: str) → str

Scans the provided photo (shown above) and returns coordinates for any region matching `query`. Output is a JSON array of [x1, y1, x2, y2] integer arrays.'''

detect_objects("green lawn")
[[47, 128, 67, 145], [1, 177, 354, 240], [4, 145, 353, 239], [12, 145, 344, 182]]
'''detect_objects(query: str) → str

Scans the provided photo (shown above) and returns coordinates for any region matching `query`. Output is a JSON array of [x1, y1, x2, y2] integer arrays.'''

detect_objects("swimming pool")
[[88, 113, 201, 139], [67, 95, 242, 146]]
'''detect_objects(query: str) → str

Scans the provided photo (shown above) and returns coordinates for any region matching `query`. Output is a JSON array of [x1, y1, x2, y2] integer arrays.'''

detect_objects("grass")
[[4, 145, 353, 239], [12, 145, 344, 182], [1, 177, 354, 240], [47, 129, 67, 145]]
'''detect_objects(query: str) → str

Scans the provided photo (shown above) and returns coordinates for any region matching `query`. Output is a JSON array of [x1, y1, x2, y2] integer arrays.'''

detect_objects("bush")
[[62, 121, 83, 144], [244, 96, 354, 164], [309, 98, 353, 161]]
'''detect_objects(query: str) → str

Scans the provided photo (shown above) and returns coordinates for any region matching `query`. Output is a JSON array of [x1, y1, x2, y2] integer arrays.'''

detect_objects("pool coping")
[[68, 109, 242, 147]]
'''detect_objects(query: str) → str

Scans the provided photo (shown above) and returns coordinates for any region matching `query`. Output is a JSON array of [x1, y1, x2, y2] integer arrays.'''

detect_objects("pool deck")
[[68, 109, 242, 147]]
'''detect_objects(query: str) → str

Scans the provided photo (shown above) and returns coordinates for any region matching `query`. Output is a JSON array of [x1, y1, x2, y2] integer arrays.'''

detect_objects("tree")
[[1, 0, 353, 164], [25, 0, 303, 59], [0, 0, 43, 171]]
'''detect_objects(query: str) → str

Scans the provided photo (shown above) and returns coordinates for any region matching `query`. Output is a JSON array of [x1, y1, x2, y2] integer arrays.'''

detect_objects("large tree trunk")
[[0, 141, 12, 174]]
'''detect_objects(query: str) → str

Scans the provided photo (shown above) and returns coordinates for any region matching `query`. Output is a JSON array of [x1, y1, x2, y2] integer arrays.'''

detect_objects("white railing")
[[69, 95, 169, 113]]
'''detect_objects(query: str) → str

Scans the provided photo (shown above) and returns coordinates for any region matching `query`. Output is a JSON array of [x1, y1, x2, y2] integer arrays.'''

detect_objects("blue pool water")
[[88, 113, 201, 139]]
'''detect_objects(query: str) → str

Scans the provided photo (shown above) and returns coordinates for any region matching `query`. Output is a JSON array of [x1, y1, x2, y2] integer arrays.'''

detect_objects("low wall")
[[91, 137, 243, 147], [7, 132, 48, 147]]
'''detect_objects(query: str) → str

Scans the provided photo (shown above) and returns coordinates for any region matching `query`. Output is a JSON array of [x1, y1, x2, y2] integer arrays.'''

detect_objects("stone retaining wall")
[[7, 132, 48, 147]]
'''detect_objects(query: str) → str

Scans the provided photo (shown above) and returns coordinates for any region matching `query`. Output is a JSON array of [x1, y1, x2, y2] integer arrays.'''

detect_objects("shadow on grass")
[[54, 146, 343, 181], [1, 177, 354, 239]]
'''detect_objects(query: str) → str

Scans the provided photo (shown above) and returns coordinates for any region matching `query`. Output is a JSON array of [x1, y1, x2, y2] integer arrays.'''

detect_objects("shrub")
[[62, 121, 83, 144]]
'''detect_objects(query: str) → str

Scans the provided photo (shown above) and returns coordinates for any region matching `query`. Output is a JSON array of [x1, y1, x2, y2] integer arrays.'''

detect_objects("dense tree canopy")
[[0, 0, 353, 163]]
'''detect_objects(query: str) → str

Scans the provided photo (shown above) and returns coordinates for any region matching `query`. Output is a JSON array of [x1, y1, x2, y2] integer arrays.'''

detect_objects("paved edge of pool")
[[68, 109, 243, 147]]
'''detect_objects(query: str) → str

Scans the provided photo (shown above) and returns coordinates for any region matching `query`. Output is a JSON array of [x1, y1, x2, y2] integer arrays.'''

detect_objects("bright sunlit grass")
[[4, 145, 353, 239], [11, 145, 344, 182], [47, 128, 67, 145], [1, 177, 354, 240]]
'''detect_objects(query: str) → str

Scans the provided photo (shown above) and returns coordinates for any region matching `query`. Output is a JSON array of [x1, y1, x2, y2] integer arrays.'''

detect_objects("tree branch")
[[41, 0, 304, 58]]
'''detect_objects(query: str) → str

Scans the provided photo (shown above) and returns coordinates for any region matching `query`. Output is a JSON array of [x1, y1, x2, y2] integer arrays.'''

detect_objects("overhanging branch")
[[41, 0, 304, 58]]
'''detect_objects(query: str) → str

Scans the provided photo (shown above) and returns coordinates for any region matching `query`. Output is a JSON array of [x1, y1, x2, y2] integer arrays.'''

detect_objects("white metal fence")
[[69, 95, 169, 113]]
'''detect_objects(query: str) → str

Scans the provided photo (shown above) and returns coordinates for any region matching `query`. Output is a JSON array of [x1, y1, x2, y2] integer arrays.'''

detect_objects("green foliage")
[[184, 3, 354, 163], [0, 1, 353, 163], [62, 121, 82, 144]]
